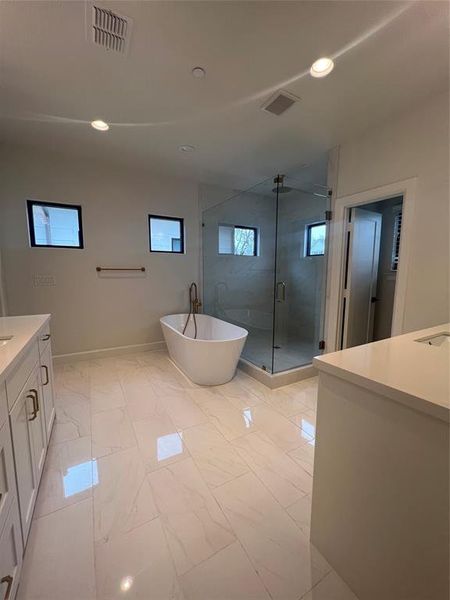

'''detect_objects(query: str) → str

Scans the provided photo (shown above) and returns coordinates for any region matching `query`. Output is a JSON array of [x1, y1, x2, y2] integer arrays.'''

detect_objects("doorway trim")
[[325, 177, 417, 352]]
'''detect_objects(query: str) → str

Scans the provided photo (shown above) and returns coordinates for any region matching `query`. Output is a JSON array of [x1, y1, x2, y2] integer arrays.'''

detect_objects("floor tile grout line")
[[85, 364, 98, 600]]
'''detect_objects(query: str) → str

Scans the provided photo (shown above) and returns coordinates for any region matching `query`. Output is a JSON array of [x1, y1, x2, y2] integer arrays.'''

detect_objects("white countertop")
[[0, 315, 50, 381], [313, 324, 450, 422]]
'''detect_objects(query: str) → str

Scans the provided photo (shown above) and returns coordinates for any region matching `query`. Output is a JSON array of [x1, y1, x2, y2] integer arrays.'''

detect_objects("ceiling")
[[0, 1, 448, 188]]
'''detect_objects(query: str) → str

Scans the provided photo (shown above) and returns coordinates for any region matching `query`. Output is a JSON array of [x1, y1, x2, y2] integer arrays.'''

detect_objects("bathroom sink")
[[415, 332, 450, 347], [0, 336, 13, 347]]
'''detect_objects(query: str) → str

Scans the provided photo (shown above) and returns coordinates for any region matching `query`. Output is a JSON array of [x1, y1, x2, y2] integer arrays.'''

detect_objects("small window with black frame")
[[306, 222, 326, 256], [149, 215, 184, 253], [27, 200, 84, 248], [218, 224, 257, 256]]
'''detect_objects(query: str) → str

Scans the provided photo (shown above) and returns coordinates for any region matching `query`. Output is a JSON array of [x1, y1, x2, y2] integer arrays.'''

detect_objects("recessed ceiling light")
[[191, 66, 206, 79], [120, 577, 134, 592], [178, 144, 196, 152], [91, 119, 109, 131], [310, 57, 334, 78]]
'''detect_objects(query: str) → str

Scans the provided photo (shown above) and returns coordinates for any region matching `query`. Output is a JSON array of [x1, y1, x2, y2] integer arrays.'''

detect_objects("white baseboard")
[[238, 358, 316, 388], [53, 341, 167, 364]]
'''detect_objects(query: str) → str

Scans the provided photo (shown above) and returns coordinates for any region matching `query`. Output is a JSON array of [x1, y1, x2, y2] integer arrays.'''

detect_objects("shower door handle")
[[276, 281, 286, 302]]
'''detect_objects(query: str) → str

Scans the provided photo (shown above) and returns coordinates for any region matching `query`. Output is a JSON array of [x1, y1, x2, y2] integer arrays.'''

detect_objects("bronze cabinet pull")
[[31, 388, 40, 413], [26, 389, 39, 421], [42, 365, 49, 386], [41, 333, 51, 341], [1, 575, 13, 600], [26, 393, 37, 421]]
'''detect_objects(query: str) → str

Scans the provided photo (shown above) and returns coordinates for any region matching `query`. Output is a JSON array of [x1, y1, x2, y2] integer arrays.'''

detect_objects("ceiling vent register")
[[261, 90, 300, 116], [91, 6, 132, 54]]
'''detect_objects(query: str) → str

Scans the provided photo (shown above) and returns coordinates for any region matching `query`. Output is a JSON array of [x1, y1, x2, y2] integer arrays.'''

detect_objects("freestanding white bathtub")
[[160, 314, 248, 385]]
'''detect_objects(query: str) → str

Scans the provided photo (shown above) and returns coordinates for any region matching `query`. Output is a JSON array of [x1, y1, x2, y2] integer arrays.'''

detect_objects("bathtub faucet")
[[182, 283, 201, 338], [189, 282, 202, 314]]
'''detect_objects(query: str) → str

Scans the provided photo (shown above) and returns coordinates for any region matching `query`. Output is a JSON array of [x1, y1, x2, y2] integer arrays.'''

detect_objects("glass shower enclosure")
[[202, 173, 329, 374]]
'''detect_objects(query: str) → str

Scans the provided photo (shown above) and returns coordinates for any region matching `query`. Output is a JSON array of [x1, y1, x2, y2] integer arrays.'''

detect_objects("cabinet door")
[[27, 370, 46, 486], [0, 499, 23, 600], [0, 420, 16, 537], [39, 344, 55, 442], [9, 390, 37, 544]]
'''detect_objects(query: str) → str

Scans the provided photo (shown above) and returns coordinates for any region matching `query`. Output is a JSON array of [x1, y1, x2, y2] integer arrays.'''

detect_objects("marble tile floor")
[[17, 350, 358, 600], [242, 333, 314, 374]]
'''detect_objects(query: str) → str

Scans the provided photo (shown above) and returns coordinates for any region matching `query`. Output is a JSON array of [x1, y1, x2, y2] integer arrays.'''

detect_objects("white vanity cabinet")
[[0, 499, 23, 600], [39, 342, 55, 440], [0, 385, 15, 537], [0, 315, 55, 599], [9, 365, 47, 544]]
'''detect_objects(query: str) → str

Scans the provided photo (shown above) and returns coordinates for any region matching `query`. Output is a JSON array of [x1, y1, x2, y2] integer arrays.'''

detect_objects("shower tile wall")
[[202, 186, 276, 371], [201, 174, 329, 375]]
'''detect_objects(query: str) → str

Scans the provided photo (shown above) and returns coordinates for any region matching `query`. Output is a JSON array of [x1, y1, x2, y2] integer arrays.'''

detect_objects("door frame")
[[325, 177, 417, 352]]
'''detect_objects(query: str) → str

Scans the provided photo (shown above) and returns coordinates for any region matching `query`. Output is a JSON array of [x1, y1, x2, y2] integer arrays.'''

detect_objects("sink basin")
[[415, 332, 450, 347], [0, 336, 13, 347]]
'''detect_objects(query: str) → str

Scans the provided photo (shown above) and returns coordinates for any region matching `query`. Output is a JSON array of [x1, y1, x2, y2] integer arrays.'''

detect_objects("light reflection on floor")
[[63, 460, 99, 498], [157, 432, 184, 461], [243, 408, 253, 428], [301, 418, 315, 442]]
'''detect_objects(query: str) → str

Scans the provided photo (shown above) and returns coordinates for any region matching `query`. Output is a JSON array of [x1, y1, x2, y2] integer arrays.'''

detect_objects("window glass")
[[218, 224, 257, 256], [234, 227, 256, 256], [391, 210, 402, 271], [149, 216, 184, 253], [27, 201, 83, 248], [306, 222, 326, 256], [218, 225, 234, 254]]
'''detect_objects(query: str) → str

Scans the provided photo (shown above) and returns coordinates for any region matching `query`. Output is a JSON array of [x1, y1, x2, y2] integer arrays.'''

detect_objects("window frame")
[[27, 199, 84, 249], [148, 214, 185, 254], [305, 221, 326, 257], [218, 224, 258, 257]]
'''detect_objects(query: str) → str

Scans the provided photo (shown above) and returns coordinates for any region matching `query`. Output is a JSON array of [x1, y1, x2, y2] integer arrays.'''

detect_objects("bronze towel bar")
[[96, 267, 145, 272]]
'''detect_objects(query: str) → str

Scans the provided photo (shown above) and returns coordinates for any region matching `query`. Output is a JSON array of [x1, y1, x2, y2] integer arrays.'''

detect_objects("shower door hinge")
[[318, 340, 326, 350], [325, 210, 332, 221]]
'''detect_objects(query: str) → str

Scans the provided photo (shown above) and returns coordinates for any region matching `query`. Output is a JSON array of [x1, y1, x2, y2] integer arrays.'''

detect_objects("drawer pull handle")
[[42, 365, 49, 386], [26, 394, 37, 421], [1, 575, 13, 600], [26, 389, 39, 421], [41, 333, 51, 341], [32, 389, 40, 413]]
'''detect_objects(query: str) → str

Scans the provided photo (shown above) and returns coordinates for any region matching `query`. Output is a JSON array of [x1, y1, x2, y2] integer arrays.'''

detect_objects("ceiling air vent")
[[91, 5, 132, 54], [261, 90, 300, 116]]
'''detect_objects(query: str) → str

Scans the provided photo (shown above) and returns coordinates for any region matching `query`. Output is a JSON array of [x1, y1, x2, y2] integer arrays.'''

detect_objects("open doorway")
[[340, 196, 403, 349]]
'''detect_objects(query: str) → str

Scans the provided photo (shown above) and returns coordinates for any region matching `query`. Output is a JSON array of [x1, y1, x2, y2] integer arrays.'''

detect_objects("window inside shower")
[[202, 163, 329, 374]]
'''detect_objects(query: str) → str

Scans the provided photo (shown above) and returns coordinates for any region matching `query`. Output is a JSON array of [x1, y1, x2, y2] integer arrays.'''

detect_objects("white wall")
[[335, 91, 450, 332], [0, 145, 200, 355]]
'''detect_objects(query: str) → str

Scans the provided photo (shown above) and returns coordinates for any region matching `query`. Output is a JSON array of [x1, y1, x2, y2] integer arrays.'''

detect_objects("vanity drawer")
[[38, 323, 51, 356], [0, 419, 15, 537], [6, 343, 39, 411], [0, 383, 7, 430]]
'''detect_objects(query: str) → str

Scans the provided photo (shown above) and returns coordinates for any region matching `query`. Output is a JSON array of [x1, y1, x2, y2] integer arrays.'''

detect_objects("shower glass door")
[[202, 166, 330, 375], [272, 175, 330, 372], [202, 178, 277, 371]]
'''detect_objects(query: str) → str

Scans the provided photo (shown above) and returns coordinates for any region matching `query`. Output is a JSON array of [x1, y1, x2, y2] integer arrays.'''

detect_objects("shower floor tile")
[[18, 350, 359, 600]]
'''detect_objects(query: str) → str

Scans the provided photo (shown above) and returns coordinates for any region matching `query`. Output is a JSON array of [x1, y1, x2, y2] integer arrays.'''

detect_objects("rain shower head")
[[272, 174, 292, 194], [272, 185, 292, 194]]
